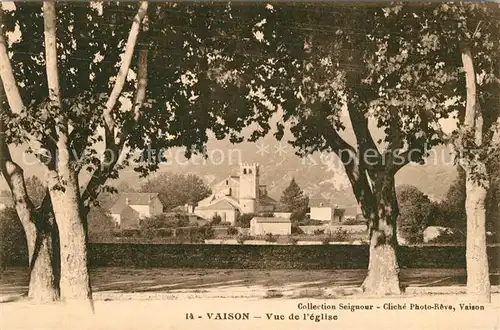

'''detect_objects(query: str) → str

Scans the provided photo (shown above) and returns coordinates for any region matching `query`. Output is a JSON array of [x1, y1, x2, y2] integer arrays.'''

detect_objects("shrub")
[[227, 227, 239, 235], [140, 213, 189, 229], [313, 229, 325, 235], [264, 233, 277, 243], [291, 225, 304, 235], [116, 229, 141, 238], [237, 234, 252, 244], [342, 217, 366, 225], [211, 214, 222, 225], [155, 228, 174, 237], [298, 219, 324, 226], [287, 236, 299, 245], [331, 228, 348, 242], [321, 234, 332, 245], [236, 213, 255, 228], [0, 207, 28, 267], [175, 225, 214, 243]]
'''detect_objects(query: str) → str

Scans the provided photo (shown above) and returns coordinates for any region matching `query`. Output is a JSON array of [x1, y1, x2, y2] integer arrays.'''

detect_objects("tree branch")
[[0, 6, 25, 114], [0, 78, 36, 224], [346, 99, 381, 169], [81, 11, 149, 206], [103, 1, 148, 135]]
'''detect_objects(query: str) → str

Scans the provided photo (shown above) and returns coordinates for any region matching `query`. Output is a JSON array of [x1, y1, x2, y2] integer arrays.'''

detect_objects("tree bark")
[[24, 214, 60, 302], [42, 0, 93, 309], [359, 172, 401, 295], [460, 45, 491, 303], [0, 78, 60, 301], [465, 178, 491, 303], [49, 172, 92, 306]]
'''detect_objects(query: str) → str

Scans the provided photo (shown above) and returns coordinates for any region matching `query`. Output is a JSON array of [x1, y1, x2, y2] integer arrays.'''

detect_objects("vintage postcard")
[[0, 1, 499, 329]]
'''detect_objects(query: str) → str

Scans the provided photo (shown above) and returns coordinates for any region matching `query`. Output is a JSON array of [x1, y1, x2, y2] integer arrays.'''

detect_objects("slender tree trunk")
[[24, 215, 60, 301], [1, 81, 60, 301], [358, 172, 401, 295]]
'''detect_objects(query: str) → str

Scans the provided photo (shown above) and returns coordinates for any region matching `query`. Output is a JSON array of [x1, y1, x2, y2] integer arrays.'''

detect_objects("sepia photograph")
[[0, 1, 499, 329]]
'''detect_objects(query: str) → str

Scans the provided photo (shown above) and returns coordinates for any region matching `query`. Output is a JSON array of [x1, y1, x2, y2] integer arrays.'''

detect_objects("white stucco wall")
[[250, 221, 291, 235], [150, 198, 163, 215], [310, 207, 333, 221], [111, 214, 121, 226], [129, 204, 151, 218]]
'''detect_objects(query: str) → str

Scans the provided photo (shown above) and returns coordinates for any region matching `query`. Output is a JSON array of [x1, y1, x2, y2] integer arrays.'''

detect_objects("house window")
[[226, 180, 229, 185], [248, 169, 252, 174], [243, 169, 247, 174], [229, 188, 232, 195]]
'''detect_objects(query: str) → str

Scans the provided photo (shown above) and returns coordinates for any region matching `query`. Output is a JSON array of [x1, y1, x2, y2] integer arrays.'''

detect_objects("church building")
[[194, 163, 277, 224]]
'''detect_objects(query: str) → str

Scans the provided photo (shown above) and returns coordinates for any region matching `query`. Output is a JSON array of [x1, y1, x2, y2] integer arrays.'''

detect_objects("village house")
[[309, 198, 346, 223], [110, 192, 163, 229], [194, 163, 278, 225], [249, 217, 291, 236]]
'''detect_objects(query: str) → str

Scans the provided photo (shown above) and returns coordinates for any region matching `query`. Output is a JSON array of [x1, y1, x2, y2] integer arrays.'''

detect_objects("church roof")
[[259, 195, 278, 206], [197, 199, 238, 211]]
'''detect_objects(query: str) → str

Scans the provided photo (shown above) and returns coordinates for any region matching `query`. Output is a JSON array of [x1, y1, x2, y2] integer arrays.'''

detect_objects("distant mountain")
[[111, 133, 457, 214], [1, 126, 458, 211]]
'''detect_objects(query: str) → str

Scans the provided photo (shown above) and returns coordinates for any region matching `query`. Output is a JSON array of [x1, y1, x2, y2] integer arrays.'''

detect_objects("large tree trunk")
[[49, 169, 92, 307], [42, 0, 93, 309], [460, 45, 491, 303], [358, 171, 401, 295], [465, 173, 491, 303]]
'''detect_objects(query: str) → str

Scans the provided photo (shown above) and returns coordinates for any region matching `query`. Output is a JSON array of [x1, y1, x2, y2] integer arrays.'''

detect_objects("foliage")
[[321, 234, 332, 245], [291, 224, 304, 235], [264, 233, 277, 243], [287, 236, 299, 245], [87, 206, 116, 241], [139, 213, 190, 230], [211, 213, 222, 225], [140, 173, 212, 211], [396, 185, 434, 244], [227, 227, 239, 235], [279, 178, 309, 222], [237, 234, 253, 244], [331, 228, 349, 242], [175, 225, 214, 243], [23, 176, 46, 207], [0, 207, 27, 268], [313, 229, 325, 235], [342, 217, 366, 226], [297, 219, 324, 226], [236, 213, 255, 228]]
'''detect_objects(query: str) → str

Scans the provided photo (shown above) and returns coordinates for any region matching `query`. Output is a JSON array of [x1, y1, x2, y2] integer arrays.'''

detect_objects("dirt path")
[[3, 267, 499, 297]]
